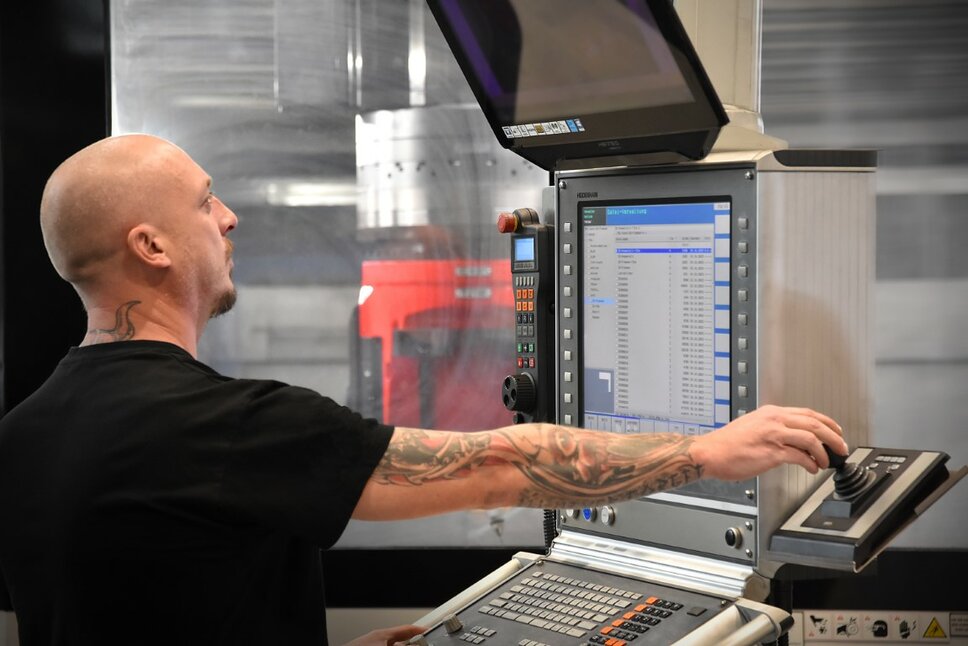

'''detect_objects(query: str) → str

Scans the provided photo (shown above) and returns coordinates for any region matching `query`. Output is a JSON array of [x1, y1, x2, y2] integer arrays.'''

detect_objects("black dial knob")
[[725, 527, 743, 548], [503, 373, 536, 412]]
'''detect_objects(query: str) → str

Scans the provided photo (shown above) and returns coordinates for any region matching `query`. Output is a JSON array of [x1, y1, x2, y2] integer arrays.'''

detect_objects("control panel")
[[420, 560, 732, 645], [499, 208, 555, 424]]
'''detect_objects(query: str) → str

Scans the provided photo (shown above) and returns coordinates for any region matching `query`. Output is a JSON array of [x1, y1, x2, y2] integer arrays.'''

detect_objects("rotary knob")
[[443, 614, 464, 634], [502, 373, 536, 412]]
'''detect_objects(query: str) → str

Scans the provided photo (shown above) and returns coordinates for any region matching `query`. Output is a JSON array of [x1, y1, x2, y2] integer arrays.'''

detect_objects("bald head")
[[40, 134, 195, 289], [40, 134, 239, 347]]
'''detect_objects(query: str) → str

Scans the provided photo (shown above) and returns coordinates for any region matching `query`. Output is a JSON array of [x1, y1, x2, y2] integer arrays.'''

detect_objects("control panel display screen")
[[581, 199, 731, 436], [514, 236, 536, 262]]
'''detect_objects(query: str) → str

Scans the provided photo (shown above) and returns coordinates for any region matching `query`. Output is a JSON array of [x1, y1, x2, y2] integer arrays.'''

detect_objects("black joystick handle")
[[502, 373, 536, 412], [824, 444, 848, 471], [823, 444, 876, 501]]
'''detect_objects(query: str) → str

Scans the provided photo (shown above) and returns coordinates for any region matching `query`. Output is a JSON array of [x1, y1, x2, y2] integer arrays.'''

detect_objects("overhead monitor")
[[426, 0, 728, 170]]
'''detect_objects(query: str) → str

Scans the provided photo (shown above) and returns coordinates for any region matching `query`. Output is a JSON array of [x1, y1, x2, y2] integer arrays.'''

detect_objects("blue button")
[[582, 508, 594, 521]]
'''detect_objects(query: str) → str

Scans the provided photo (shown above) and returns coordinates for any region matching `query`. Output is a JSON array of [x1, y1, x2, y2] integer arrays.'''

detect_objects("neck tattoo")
[[85, 300, 141, 344]]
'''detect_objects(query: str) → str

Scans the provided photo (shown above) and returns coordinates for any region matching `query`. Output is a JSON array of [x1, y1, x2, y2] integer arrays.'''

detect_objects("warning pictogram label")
[[923, 616, 948, 639]]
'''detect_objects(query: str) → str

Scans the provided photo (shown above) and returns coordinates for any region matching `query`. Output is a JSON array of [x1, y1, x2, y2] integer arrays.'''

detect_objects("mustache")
[[225, 238, 234, 262]]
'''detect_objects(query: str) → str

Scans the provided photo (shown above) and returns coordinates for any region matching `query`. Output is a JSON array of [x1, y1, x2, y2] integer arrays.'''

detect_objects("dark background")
[[0, 0, 101, 412], [2, 0, 965, 621]]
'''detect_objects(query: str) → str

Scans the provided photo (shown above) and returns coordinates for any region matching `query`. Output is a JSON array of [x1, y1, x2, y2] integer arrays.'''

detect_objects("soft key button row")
[[515, 276, 535, 287], [875, 455, 906, 464], [872, 454, 907, 472], [517, 640, 553, 646]]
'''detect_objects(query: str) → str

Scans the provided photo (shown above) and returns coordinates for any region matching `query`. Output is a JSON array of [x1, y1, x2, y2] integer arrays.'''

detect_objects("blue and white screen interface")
[[582, 200, 731, 435], [514, 236, 536, 262]]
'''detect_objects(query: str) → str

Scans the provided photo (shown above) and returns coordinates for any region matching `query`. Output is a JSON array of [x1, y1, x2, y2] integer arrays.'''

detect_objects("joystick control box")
[[770, 447, 965, 571]]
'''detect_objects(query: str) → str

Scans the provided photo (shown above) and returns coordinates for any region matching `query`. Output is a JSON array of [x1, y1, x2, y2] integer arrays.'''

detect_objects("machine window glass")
[[108, 0, 548, 549]]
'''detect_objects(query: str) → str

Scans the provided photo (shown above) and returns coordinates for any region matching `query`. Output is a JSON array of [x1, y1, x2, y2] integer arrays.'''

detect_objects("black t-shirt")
[[0, 341, 394, 645]]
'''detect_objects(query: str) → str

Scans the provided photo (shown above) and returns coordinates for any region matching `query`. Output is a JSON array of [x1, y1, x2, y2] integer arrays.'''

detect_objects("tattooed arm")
[[351, 405, 846, 520]]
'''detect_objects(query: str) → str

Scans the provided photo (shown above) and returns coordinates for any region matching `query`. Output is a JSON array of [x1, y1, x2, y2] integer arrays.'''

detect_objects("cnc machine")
[[408, 1, 965, 644]]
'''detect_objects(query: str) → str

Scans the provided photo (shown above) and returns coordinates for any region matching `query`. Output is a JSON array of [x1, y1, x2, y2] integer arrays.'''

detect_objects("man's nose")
[[217, 198, 238, 234]]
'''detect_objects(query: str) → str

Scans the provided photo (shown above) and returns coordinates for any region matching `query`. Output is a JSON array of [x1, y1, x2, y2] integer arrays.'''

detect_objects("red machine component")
[[496, 208, 540, 233], [356, 259, 515, 431]]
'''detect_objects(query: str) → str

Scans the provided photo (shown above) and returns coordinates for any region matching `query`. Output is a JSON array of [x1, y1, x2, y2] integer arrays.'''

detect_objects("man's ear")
[[127, 224, 172, 269]]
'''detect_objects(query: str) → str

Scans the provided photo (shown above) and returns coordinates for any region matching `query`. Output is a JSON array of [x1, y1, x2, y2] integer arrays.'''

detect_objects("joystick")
[[823, 444, 848, 471], [773, 445, 961, 568], [823, 445, 876, 501], [820, 445, 880, 519]]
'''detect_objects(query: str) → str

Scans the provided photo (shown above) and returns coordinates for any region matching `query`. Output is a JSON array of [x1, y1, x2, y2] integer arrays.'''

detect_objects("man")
[[0, 134, 847, 645]]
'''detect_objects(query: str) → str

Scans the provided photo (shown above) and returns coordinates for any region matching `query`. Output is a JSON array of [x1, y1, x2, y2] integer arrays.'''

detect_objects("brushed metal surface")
[[754, 159, 876, 576]]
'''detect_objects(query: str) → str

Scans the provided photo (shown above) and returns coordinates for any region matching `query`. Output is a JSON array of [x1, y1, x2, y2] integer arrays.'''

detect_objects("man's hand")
[[692, 404, 847, 481], [342, 624, 426, 646]]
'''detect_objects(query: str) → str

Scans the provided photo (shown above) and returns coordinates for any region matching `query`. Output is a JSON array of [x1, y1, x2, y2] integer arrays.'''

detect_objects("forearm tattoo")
[[84, 300, 141, 343], [373, 426, 703, 509]]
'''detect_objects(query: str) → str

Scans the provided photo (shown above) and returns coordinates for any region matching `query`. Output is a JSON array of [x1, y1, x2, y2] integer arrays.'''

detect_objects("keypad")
[[514, 275, 538, 369], [477, 570, 684, 644]]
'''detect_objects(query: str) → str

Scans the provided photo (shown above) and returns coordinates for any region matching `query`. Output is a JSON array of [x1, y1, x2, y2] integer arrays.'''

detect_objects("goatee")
[[210, 288, 237, 319]]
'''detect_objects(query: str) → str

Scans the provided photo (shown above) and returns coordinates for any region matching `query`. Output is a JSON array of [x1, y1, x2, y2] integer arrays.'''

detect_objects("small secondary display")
[[514, 237, 536, 262]]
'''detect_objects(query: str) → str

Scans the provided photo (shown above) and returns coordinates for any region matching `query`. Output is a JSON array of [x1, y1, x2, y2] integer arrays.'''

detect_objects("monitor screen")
[[514, 236, 536, 262], [436, 0, 692, 126], [581, 198, 731, 436], [427, 0, 727, 169]]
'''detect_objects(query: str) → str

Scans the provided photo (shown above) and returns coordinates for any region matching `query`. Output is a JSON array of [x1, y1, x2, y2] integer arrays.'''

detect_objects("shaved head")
[[40, 134, 192, 289], [39, 134, 238, 340]]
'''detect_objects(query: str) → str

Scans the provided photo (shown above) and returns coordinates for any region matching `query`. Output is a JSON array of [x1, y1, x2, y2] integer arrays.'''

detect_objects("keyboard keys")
[[478, 570, 685, 641]]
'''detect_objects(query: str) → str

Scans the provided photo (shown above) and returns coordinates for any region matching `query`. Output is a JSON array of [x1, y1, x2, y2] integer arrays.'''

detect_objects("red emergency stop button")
[[497, 211, 518, 233]]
